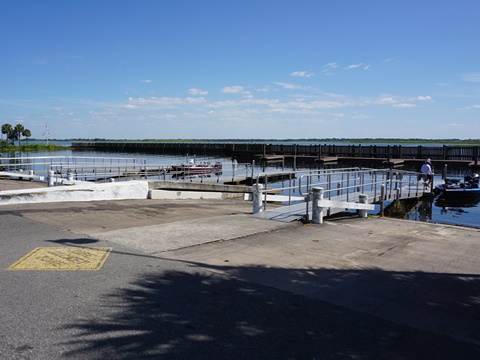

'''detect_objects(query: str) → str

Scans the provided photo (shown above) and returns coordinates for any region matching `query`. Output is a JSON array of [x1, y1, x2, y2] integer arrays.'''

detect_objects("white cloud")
[[378, 97, 396, 104], [126, 97, 207, 107], [321, 63, 338, 75], [188, 88, 208, 95], [141, 79, 152, 83], [274, 82, 304, 90], [222, 86, 244, 93], [291, 71, 314, 78], [393, 103, 416, 108], [256, 86, 276, 92], [279, 100, 347, 109], [461, 104, 480, 110], [417, 95, 432, 101], [324, 62, 338, 69], [345, 63, 363, 70]]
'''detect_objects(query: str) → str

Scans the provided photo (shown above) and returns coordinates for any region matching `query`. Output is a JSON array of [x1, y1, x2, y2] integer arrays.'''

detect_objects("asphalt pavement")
[[1, 179, 480, 359]]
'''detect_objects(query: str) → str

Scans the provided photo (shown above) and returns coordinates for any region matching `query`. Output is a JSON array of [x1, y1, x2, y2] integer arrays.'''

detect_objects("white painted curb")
[[0, 180, 150, 205]]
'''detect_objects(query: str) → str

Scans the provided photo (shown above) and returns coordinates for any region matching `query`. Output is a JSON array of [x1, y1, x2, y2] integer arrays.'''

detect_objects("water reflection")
[[409, 199, 432, 222], [434, 195, 480, 209]]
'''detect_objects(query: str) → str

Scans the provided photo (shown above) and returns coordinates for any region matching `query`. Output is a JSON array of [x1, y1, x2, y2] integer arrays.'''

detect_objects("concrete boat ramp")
[[1, 178, 480, 358]]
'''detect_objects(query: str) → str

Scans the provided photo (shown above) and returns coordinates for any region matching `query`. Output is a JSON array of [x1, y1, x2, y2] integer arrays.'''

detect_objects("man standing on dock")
[[420, 159, 434, 187]]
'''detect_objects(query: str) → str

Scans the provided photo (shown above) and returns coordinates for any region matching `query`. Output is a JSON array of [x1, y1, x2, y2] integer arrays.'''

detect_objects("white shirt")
[[420, 163, 432, 175]]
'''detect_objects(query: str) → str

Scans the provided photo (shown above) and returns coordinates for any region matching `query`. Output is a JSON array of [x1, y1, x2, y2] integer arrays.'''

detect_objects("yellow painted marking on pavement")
[[6, 247, 112, 270]]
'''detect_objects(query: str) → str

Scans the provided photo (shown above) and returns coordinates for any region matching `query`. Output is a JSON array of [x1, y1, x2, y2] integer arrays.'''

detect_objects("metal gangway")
[[252, 167, 430, 222]]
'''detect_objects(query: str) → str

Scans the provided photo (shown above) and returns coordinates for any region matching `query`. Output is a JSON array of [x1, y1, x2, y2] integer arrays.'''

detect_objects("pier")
[[251, 167, 430, 223], [0, 155, 429, 225], [72, 141, 480, 168]]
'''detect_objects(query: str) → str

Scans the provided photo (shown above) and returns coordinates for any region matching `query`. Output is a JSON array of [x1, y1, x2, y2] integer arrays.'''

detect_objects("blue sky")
[[1, 0, 479, 140]]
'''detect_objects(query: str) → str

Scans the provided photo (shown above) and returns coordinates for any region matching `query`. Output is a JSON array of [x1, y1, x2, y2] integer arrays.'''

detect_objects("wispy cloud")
[[417, 95, 432, 101], [140, 79, 153, 83], [378, 97, 396, 104], [321, 62, 338, 75], [189, 88, 208, 95], [222, 86, 245, 94], [324, 62, 338, 69], [461, 73, 480, 82], [345, 63, 363, 70], [291, 71, 314, 78], [126, 97, 207, 107], [460, 104, 480, 111], [274, 82, 305, 90], [393, 103, 416, 108]]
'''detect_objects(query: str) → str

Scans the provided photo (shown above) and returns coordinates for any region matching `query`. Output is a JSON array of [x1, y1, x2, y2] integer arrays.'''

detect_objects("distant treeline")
[[30, 138, 480, 145], [0, 143, 69, 152]]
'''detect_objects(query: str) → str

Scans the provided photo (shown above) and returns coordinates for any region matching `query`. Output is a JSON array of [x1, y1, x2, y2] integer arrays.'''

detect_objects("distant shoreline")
[[27, 138, 480, 145]]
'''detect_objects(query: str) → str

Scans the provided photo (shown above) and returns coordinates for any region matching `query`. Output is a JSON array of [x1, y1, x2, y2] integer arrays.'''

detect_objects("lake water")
[[2, 144, 478, 229]]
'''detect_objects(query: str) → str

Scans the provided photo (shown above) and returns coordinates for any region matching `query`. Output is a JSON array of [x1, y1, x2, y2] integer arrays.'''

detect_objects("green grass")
[[0, 143, 70, 152]]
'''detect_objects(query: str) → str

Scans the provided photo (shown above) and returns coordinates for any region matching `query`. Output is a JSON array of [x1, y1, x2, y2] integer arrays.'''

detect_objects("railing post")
[[358, 194, 368, 218], [312, 187, 324, 224], [252, 184, 264, 214], [380, 184, 385, 217], [232, 159, 237, 181], [48, 170, 55, 187]]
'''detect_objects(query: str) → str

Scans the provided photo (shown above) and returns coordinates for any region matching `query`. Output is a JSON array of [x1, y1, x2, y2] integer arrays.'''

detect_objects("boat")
[[170, 160, 222, 178], [434, 174, 480, 205]]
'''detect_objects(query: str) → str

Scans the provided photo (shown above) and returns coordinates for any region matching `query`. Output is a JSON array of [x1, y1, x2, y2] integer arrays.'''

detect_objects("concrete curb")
[[0, 180, 150, 205]]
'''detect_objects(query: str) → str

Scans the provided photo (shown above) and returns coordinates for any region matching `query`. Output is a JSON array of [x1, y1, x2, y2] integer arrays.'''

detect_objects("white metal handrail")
[[254, 168, 428, 213], [1, 156, 254, 185]]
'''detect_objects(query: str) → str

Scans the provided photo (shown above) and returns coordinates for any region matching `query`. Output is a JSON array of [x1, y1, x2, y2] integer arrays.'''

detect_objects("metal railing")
[[254, 168, 428, 213], [1, 156, 254, 185]]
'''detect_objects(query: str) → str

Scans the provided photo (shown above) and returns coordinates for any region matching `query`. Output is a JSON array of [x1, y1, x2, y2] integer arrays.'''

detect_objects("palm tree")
[[1, 123, 13, 144], [23, 128, 32, 144], [13, 124, 25, 146]]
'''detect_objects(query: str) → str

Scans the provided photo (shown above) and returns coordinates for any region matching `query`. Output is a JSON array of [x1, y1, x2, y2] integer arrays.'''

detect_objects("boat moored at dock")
[[169, 160, 223, 178], [434, 174, 480, 205]]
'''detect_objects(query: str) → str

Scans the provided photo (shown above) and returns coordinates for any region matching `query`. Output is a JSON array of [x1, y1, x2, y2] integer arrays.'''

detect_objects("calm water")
[[2, 145, 478, 229]]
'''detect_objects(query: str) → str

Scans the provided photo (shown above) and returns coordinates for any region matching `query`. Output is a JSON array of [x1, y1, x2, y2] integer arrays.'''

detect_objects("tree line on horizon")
[[28, 137, 480, 145]]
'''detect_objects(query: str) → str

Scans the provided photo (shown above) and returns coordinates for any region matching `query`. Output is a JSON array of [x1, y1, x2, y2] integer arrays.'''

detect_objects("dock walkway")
[[253, 168, 430, 222]]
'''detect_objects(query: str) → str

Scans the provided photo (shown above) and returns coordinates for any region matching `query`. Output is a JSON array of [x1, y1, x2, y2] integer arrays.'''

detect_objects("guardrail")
[[253, 168, 429, 218], [0, 156, 254, 185]]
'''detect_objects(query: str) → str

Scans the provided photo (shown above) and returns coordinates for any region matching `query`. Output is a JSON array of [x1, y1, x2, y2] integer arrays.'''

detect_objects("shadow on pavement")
[[60, 266, 480, 359]]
